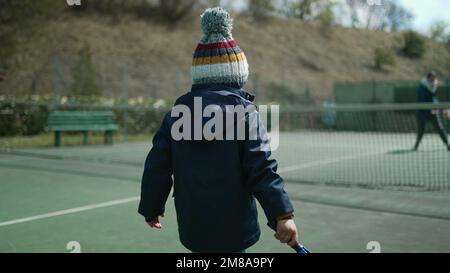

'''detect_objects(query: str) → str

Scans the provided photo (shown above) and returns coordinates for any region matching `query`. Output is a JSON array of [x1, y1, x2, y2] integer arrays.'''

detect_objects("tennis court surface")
[[1, 132, 450, 253]]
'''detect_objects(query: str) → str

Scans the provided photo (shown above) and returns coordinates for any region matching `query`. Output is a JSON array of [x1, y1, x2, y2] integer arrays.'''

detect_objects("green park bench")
[[47, 111, 119, 147]]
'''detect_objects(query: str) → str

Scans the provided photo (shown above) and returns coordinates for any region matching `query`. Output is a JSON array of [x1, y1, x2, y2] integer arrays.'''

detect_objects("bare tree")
[[345, 0, 382, 29], [279, 0, 318, 21], [383, 1, 413, 31], [429, 21, 450, 43], [342, 0, 412, 31], [248, 0, 276, 21], [296, 0, 316, 20], [346, 0, 362, 28], [344, 0, 386, 29], [279, 0, 332, 22]]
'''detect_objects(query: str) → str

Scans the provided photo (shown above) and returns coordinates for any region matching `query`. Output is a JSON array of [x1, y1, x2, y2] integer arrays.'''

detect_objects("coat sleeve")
[[240, 110, 294, 230], [138, 113, 173, 221], [417, 85, 427, 102]]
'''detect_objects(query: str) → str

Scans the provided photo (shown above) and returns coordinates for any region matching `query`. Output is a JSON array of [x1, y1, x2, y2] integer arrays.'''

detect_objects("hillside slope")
[[1, 13, 449, 102]]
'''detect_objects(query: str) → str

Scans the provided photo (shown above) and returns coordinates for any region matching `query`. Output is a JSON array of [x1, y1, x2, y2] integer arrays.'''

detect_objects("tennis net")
[[275, 102, 450, 192]]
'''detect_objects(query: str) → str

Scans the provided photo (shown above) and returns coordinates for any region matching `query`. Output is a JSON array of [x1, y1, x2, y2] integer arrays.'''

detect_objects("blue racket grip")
[[292, 244, 311, 253]]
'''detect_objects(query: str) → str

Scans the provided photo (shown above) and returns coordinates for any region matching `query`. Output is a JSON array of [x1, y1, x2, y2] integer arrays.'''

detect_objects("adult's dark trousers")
[[414, 112, 449, 149]]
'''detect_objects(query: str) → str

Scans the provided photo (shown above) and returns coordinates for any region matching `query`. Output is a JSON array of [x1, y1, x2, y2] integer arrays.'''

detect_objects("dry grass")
[[1, 13, 449, 101]]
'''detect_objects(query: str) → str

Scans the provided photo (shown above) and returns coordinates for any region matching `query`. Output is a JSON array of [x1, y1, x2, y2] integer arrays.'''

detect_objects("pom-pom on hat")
[[192, 7, 249, 88]]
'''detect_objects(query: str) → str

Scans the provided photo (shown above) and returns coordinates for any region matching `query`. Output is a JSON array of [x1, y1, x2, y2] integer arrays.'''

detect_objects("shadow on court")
[[388, 148, 446, 155], [387, 149, 415, 155]]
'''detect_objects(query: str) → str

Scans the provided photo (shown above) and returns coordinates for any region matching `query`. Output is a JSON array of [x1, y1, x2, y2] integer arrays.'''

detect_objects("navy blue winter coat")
[[138, 84, 294, 252], [417, 80, 439, 115], [417, 81, 436, 103]]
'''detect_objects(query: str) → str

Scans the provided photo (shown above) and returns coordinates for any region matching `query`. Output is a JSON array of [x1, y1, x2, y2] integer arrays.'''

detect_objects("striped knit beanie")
[[192, 7, 249, 88]]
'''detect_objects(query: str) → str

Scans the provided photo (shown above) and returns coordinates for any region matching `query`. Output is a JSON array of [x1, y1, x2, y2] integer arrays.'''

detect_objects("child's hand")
[[147, 214, 164, 229], [275, 219, 299, 247]]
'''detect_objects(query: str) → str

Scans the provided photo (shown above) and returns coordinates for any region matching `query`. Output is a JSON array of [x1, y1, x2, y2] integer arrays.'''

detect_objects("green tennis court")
[[275, 131, 450, 191], [1, 131, 449, 253]]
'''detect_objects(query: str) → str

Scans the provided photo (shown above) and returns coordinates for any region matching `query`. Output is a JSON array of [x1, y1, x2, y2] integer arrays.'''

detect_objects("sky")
[[224, 0, 450, 33], [398, 0, 450, 33]]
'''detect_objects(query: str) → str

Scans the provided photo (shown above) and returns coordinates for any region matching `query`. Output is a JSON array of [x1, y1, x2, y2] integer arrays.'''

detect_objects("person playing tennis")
[[413, 71, 450, 151], [138, 7, 298, 253]]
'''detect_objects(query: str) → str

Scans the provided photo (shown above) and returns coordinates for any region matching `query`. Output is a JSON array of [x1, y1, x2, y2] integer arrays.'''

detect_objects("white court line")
[[0, 151, 384, 227], [277, 151, 383, 174], [0, 196, 139, 227]]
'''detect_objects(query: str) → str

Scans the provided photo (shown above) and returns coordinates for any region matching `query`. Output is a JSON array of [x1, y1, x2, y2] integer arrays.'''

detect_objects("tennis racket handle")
[[292, 244, 311, 253]]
